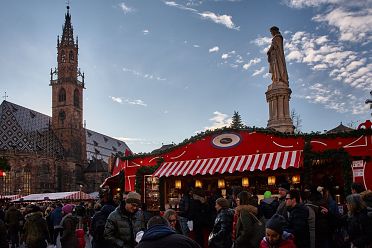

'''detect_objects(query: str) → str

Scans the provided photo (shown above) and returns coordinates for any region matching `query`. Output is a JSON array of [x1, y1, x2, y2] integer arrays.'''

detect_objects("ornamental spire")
[[61, 5, 74, 46]]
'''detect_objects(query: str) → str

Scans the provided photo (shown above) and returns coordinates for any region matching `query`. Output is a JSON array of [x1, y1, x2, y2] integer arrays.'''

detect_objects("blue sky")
[[0, 0, 371, 153]]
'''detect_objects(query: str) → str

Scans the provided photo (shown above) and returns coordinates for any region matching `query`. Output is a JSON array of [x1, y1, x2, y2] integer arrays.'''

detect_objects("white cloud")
[[164, 1, 198, 12], [109, 96, 147, 107], [243, 58, 261, 70], [115, 137, 159, 146], [199, 11, 240, 30], [284, 0, 341, 8], [119, 2, 134, 14], [221, 53, 229, 59], [209, 46, 219, 53], [143, 30, 149, 35], [110, 96, 123, 104], [125, 99, 147, 107], [203, 111, 232, 131], [193, 44, 200, 48], [252, 67, 265, 76], [122, 67, 166, 81], [313, 8, 372, 43]]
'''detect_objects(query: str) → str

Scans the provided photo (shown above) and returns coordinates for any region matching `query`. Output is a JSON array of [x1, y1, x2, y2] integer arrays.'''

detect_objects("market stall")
[[108, 121, 372, 210]]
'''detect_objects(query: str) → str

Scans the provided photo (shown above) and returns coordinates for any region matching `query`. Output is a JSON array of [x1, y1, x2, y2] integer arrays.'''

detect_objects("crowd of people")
[[0, 182, 371, 248]]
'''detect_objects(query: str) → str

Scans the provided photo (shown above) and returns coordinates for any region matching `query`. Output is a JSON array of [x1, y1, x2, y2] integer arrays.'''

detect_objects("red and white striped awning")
[[11, 191, 92, 202], [0, 194, 22, 201], [153, 150, 302, 177]]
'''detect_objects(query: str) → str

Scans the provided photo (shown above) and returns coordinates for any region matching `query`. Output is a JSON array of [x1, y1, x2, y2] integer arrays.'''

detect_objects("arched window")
[[61, 50, 66, 63], [74, 89, 80, 107], [69, 50, 74, 62], [58, 88, 66, 102]]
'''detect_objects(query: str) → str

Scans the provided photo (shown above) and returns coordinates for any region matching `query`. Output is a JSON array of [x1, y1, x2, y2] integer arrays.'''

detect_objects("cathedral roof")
[[0, 100, 131, 162]]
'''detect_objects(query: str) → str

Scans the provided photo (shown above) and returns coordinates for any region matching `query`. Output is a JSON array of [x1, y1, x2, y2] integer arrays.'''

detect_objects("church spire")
[[61, 5, 74, 46]]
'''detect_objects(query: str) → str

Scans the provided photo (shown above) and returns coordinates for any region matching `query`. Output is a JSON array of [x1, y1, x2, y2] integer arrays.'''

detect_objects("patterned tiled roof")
[[0, 101, 131, 162]]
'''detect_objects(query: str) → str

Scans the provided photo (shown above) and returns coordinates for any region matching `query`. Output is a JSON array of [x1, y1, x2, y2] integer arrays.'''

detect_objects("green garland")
[[303, 146, 352, 197], [0, 157, 10, 171]]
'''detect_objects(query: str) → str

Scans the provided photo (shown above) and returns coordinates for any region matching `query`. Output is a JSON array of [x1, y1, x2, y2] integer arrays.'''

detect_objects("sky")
[[0, 0, 371, 153]]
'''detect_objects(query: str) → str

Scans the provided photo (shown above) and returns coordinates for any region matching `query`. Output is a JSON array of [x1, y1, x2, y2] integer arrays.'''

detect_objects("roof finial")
[[66, 0, 70, 12]]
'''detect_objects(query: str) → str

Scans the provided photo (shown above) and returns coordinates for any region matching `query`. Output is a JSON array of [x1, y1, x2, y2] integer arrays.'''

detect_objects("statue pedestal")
[[265, 81, 294, 133]]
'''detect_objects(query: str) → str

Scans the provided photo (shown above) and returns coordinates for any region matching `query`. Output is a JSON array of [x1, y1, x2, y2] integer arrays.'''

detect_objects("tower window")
[[58, 88, 66, 102], [59, 110, 66, 125], [61, 50, 66, 63], [69, 50, 74, 62], [74, 89, 80, 108]]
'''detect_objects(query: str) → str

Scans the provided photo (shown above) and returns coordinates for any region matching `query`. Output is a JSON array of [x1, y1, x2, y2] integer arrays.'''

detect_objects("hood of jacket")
[[262, 198, 275, 204], [25, 211, 43, 221], [236, 204, 258, 215], [141, 224, 175, 241]]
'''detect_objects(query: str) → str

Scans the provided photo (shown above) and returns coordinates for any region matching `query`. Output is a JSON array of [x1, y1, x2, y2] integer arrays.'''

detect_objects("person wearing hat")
[[260, 214, 296, 248], [276, 183, 290, 217], [104, 191, 145, 248], [260, 191, 279, 221], [60, 204, 79, 248]]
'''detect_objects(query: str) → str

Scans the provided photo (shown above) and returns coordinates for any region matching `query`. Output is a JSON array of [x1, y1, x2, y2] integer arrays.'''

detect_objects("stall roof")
[[153, 150, 302, 177], [0, 194, 22, 200], [12, 191, 92, 202]]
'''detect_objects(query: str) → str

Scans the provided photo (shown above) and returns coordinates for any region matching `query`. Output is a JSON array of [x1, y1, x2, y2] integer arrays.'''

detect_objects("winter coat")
[[347, 208, 372, 248], [0, 219, 8, 248], [91, 204, 115, 248], [286, 203, 310, 248], [5, 206, 23, 229], [60, 213, 79, 248], [51, 206, 63, 228], [136, 224, 201, 248], [259, 236, 296, 248], [104, 206, 145, 248], [235, 204, 266, 248], [209, 207, 234, 248], [23, 211, 50, 248], [260, 198, 279, 220]]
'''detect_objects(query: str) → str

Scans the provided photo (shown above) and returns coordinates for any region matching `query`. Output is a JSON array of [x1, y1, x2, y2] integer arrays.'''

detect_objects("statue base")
[[266, 81, 294, 134]]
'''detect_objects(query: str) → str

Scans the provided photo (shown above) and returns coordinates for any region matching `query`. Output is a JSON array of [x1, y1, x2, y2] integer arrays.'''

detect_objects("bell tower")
[[50, 5, 86, 162]]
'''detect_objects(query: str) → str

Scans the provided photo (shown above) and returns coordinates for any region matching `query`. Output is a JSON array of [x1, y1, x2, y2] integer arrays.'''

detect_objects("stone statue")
[[267, 26, 288, 84]]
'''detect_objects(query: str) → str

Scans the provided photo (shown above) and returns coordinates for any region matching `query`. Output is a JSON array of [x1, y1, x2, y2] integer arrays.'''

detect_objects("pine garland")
[[119, 127, 372, 159]]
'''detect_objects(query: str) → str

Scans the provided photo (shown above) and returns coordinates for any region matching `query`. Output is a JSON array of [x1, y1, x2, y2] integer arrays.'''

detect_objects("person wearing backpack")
[[91, 204, 115, 248], [260, 191, 279, 221]]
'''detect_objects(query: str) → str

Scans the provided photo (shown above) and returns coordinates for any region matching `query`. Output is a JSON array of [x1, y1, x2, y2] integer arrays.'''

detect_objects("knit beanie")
[[266, 214, 287, 235], [126, 192, 142, 205], [264, 191, 272, 199], [62, 204, 74, 214]]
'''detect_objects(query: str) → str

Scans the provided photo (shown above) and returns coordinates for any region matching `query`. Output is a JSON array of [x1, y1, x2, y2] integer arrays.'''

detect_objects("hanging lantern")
[[195, 180, 202, 188], [175, 179, 182, 189], [268, 176, 276, 185], [0, 170, 5, 177], [292, 174, 300, 184], [218, 179, 225, 189], [242, 177, 249, 187]]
